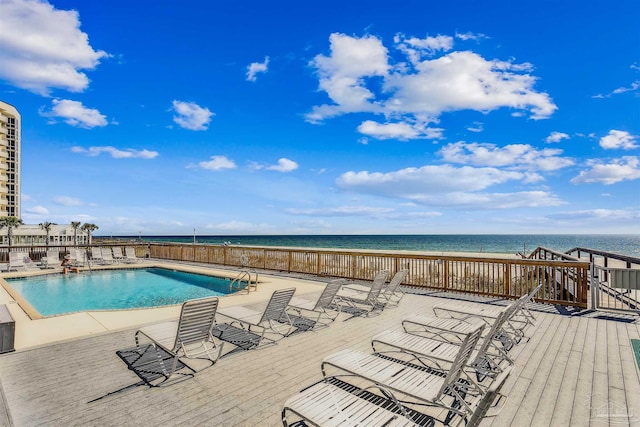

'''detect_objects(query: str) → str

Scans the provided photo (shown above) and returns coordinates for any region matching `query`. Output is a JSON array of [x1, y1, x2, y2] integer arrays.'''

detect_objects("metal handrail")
[[229, 269, 257, 293]]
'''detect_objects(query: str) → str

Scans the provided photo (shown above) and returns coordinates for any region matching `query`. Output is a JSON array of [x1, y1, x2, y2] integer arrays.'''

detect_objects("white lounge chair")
[[7, 251, 27, 271], [403, 292, 528, 350], [89, 248, 103, 265], [124, 246, 142, 263], [431, 284, 542, 344], [335, 270, 389, 318], [134, 296, 223, 385], [286, 279, 345, 330], [373, 305, 517, 382], [380, 269, 409, 306], [39, 249, 59, 269], [112, 247, 125, 262], [321, 323, 489, 424], [64, 248, 85, 267], [282, 380, 421, 427], [342, 269, 409, 307], [212, 288, 296, 350], [100, 247, 115, 265]]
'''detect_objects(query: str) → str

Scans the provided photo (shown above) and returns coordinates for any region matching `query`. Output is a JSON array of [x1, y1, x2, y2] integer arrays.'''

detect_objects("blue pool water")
[[7, 268, 232, 316]]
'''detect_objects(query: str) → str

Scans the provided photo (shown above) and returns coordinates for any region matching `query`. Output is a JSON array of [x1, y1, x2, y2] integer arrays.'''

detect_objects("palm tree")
[[39, 221, 56, 247], [80, 223, 99, 246], [71, 221, 81, 245], [0, 216, 23, 247]]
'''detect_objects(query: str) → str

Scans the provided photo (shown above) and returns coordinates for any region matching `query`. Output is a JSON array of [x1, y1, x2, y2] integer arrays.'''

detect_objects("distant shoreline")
[[99, 234, 640, 258]]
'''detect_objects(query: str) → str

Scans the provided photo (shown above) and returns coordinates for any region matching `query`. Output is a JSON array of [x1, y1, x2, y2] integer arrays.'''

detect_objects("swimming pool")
[[6, 268, 232, 317]]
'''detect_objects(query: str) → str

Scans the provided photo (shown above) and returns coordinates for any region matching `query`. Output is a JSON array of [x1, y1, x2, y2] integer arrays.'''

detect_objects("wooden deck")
[[0, 290, 638, 426]]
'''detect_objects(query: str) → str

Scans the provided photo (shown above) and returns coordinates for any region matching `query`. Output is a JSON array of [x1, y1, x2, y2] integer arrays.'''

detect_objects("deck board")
[[530, 315, 579, 427], [590, 318, 609, 426], [0, 291, 638, 427], [550, 315, 588, 426]]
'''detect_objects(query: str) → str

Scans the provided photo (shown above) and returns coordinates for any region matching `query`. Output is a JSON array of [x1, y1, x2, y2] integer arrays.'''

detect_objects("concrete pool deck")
[[0, 260, 327, 350]]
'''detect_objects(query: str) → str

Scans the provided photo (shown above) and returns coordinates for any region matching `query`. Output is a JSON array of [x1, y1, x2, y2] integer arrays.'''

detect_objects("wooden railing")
[[149, 243, 590, 308], [529, 246, 580, 262], [565, 247, 640, 269], [0, 243, 590, 308]]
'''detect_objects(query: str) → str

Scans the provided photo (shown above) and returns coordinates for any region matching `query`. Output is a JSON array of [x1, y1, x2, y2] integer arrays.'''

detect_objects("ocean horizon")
[[109, 234, 640, 258]]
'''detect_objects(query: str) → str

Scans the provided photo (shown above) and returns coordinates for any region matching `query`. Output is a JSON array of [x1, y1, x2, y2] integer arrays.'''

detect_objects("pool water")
[[7, 268, 232, 316]]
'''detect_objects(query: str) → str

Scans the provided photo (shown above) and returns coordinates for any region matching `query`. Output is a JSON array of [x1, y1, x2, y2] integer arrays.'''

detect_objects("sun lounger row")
[[282, 322, 512, 426], [4, 247, 145, 271], [132, 269, 411, 386], [332, 269, 409, 319], [89, 246, 143, 265], [5, 249, 60, 271], [282, 285, 541, 426], [133, 284, 342, 385]]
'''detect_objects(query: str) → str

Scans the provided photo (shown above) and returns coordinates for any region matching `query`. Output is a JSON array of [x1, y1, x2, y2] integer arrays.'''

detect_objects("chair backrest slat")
[[125, 247, 137, 258], [313, 279, 345, 310], [175, 296, 219, 349], [261, 288, 296, 323], [474, 305, 513, 357], [436, 323, 485, 398], [383, 269, 408, 295], [366, 270, 389, 303], [101, 247, 113, 260]]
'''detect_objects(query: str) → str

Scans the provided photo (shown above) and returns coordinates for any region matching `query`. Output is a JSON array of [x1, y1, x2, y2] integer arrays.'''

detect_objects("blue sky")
[[0, 0, 639, 236]]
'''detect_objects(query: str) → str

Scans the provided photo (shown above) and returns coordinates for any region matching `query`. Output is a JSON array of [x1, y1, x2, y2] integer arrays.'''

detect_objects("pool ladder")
[[229, 268, 258, 293]]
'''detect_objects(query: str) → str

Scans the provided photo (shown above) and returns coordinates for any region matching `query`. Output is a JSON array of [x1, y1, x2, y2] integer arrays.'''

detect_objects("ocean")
[[113, 234, 640, 258]]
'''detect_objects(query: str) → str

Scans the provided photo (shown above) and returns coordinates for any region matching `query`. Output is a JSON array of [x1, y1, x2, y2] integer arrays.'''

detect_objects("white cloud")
[[25, 205, 49, 215], [594, 70, 640, 98], [338, 164, 524, 195], [383, 51, 553, 119], [286, 206, 444, 221], [545, 131, 570, 143], [71, 146, 158, 159], [547, 209, 639, 223], [286, 206, 395, 217], [394, 34, 453, 64], [53, 196, 83, 206], [198, 155, 236, 171], [455, 32, 488, 41], [357, 120, 444, 140], [40, 99, 107, 128], [466, 122, 483, 133], [171, 100, 214, 131], [0, 0, 109, 95], [306, 33, 390, 123], [612, 80, 640, 95], [306, 33, 556, 136], [439, 141, 574, 171], [266, 158, 299, 172], [205, 220, 265, 232], [571, 156, 640, 185], [336, 163, 564, 208], [599, 130, 638, 150], [246, 56, 269, 82]]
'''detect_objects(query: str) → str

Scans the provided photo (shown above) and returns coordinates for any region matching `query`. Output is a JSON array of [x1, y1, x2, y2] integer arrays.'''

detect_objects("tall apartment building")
[[0, 100, 20, 219]]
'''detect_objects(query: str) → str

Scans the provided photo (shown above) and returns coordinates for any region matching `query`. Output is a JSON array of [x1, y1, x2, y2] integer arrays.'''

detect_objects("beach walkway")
[[0, 288, 638, 426]]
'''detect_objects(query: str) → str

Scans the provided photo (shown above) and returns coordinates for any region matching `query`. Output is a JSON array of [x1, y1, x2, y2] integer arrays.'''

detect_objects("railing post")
[[590, 261, 597, 310], [443, 260, 449, 290], [504, 264, 511, 296]]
